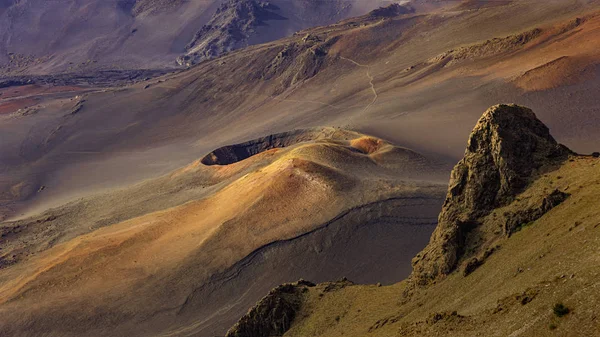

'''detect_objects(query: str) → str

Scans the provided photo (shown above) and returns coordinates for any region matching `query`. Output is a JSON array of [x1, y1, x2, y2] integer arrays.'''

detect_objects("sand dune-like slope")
[[0, 128, 446, 336]]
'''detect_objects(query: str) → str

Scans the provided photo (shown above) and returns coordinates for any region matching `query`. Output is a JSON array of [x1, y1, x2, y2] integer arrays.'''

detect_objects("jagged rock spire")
[[411, 104, 572, 285]]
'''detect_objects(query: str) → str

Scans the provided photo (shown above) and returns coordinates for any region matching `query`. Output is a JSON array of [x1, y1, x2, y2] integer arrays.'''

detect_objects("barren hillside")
[[0, 0, 391, 74]]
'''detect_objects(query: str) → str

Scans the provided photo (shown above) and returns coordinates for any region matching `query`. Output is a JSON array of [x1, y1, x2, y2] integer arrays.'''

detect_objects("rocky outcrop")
[[411, 104, 572, 285], [502, 189, 569, 235], [428, 28, 542, 67], [0, 69, 170, 88], [257, 34, 339, 93], [225, 280, 315, 337], [368, 3, 415, 18], [178, 0, 287, 66], [129, 0, 185, 16], [177, 0, 366, 67], [0, 78, 32, 88]]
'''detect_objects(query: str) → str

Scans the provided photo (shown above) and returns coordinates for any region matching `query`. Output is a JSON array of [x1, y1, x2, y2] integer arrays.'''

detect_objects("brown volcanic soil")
[[0, 98, 36, 115], [0, 84, 89, 115], [514, 55, 598, 92]]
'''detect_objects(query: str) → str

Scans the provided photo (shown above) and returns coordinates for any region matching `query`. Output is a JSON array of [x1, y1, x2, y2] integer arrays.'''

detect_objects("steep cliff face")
[[411, 104, 572, 285]]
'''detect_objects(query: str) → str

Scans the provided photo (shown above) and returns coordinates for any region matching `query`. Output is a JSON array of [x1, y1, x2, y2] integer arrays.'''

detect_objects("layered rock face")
[[411, 104, 572, 285]]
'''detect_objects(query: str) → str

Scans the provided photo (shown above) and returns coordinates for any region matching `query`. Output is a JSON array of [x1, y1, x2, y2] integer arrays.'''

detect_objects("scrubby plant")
[[515, 221, 535, 232], [553, 303, 570, 317]]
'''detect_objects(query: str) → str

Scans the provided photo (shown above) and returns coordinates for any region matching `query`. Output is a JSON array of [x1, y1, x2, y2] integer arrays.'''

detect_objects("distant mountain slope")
[[0, 0, 392, 74], [0, 0, 218, 73], [179, 1, 414, 66], [2, 0, 600, 223]]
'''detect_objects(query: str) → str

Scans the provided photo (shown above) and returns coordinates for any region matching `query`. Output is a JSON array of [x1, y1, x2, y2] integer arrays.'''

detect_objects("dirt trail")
[[340, 56, 378, 113]]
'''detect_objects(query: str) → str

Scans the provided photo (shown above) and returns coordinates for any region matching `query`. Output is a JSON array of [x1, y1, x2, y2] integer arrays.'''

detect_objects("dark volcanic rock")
[[201, 127, 351, 165], [462, 245, 498, 276], [503, 189, 569, 236], [369, 3, 415, 18], [0, 78, 32, 88], [201, 130, 306, 166], [411, 104, 572, 285], [0, 69, 172, 88], [225, 280, 315, 337], [447, 104, 571, 218]]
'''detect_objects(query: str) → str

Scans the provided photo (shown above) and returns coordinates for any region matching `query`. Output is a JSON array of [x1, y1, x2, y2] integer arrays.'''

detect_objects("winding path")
[[340, 56, 379, 113]]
